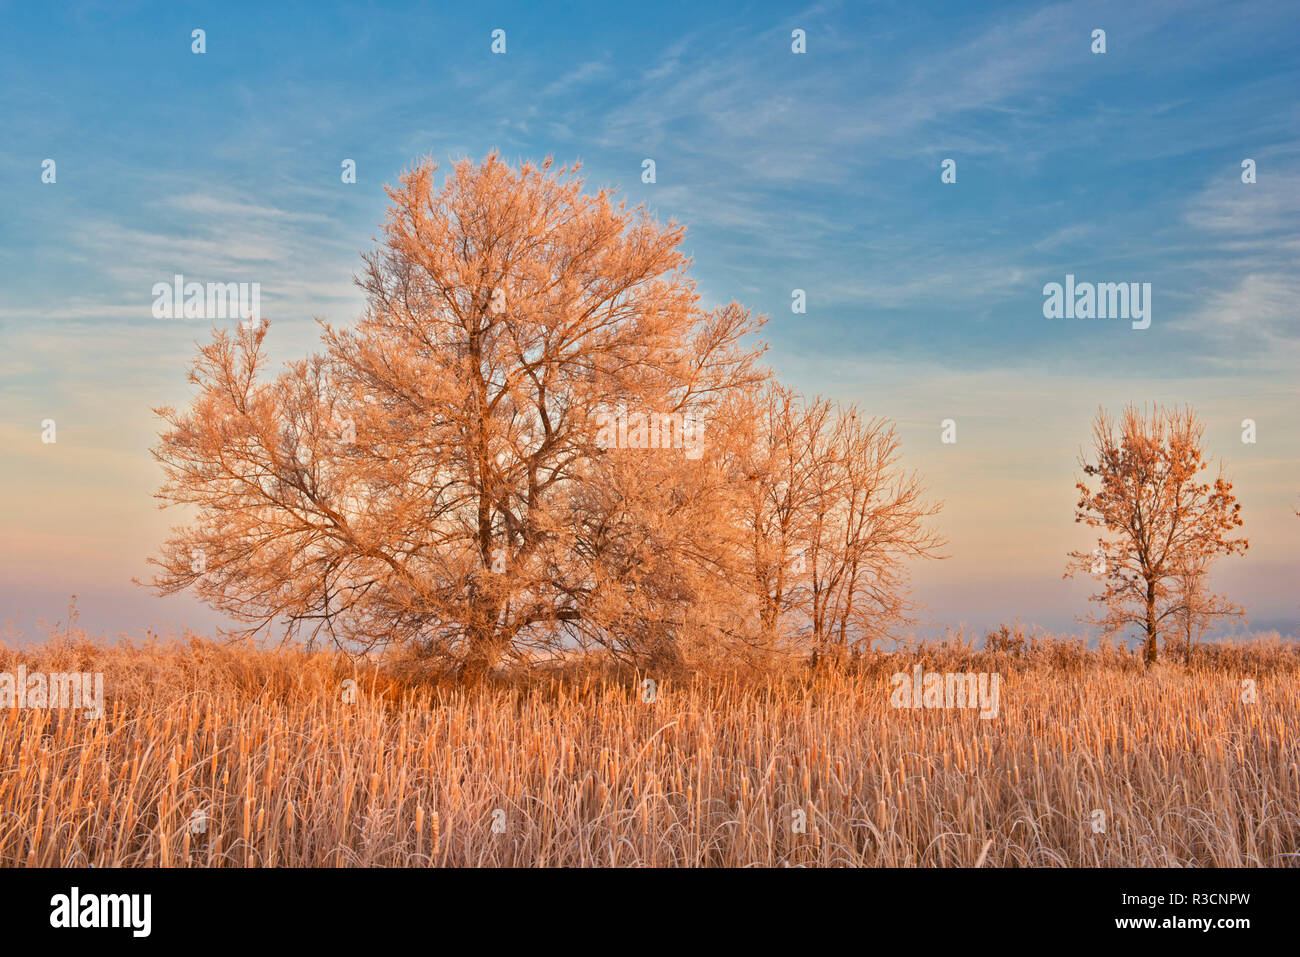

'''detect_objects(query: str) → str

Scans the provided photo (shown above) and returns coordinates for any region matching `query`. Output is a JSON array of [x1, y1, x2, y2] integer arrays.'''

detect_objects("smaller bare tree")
[[1066, 403, 1248, 665], [1169, 550, 1244, 664], [734, 384, 944, 658]]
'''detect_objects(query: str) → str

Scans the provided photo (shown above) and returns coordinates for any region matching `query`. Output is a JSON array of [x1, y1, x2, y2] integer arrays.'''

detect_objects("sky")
[[1, 0, 1296, 644]]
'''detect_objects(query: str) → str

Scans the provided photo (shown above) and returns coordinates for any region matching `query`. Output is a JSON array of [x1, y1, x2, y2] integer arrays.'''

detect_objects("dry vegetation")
[[2, 629, 1297, 867]]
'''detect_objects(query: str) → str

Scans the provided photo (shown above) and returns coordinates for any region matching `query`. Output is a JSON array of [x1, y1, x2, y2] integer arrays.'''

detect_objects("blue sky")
[[1, 0, 1297, 642]]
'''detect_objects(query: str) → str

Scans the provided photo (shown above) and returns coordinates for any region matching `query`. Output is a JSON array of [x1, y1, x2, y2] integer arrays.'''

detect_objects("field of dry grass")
[[1, 632, 1297, 867]]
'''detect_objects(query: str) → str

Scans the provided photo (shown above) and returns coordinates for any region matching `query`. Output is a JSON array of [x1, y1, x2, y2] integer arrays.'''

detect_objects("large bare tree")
[[1066, 403, 1248, 664], [146, 154, 766, 678]]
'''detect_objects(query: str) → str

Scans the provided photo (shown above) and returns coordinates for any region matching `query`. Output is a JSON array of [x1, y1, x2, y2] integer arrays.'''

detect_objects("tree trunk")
[[459, 589, 505, 683], [460, 634, 504, 683], [1144, 580, 1158, 665]]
